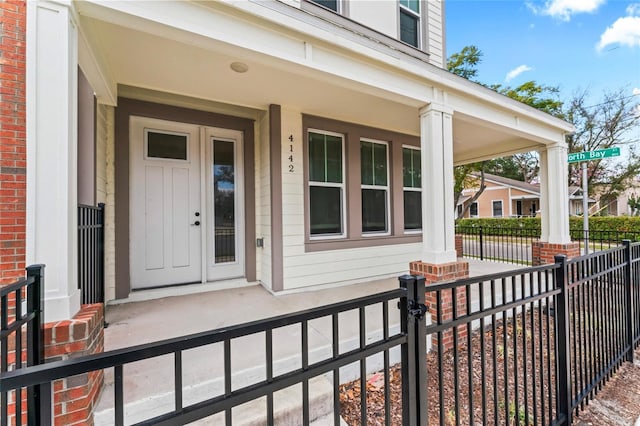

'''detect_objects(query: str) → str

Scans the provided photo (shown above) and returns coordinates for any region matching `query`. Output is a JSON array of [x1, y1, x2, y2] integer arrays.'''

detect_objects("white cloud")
[[527, 0, 606, 21], [596, 15, 640, 51], [634, 88, 640, 96], [505, 65, 533, 82], [627, 3, 640, 16]]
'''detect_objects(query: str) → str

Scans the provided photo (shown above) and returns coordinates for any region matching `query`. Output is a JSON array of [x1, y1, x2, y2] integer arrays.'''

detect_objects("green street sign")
[[568, 147, 620, 163]]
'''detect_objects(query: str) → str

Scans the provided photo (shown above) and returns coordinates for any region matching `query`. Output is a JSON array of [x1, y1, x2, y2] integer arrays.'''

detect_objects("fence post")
[[623, 240, 634, 362], [479, 226, 484, 260], [399, 275, 418, 426], [554, 255, 572, 424], [26, 264, 49, 425], [413, 276, 428, 426]]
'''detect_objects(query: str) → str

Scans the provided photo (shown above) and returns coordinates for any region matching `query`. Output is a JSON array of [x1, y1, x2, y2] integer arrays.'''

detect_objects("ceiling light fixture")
[[230, 62, 249, 73]]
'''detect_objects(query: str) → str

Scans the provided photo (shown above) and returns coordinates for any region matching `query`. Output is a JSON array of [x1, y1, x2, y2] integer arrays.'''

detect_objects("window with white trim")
[[469, 202, 478, 217], [310, 0, 339, 12], [492, 200, 503, 217], [402, 146, 421, 231], [361, 139, 389, 234], [308, 131, 345, 237], [399, 0, 420, 47]]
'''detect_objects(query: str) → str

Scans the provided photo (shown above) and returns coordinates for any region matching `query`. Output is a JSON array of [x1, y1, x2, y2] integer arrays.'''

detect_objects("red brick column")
[[531, 241, 580, 265], [0, 0, 27, 284], [44, 304, 105, 426], [409, 260, 469, 351], [455, 235, 463, 258]]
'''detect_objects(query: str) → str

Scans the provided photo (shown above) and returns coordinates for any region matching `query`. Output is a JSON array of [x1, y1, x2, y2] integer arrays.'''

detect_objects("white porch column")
[[419, 104, 457, 264], [26, 0, 80, 322], [539, 143, 572, 244]]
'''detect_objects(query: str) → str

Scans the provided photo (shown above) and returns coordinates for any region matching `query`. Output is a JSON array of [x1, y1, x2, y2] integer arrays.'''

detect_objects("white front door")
[[130, 117, 244, 289], [130, 117, 202, 289]]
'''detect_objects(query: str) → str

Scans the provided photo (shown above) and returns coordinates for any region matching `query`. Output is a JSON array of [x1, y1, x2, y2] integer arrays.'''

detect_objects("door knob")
[[192, 221, 200, 226], [195, 212, 200, 217]]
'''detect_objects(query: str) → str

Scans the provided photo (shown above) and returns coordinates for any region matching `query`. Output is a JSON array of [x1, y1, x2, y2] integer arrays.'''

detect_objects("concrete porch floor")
[[95, 259, 521, 424]]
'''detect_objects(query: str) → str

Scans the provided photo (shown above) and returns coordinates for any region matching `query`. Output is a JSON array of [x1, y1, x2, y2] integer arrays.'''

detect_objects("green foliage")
[[492, 81, 564, 118], [447, 45, 482, 80], [629, 196, 640, 216], [456, 217, 640, 241]]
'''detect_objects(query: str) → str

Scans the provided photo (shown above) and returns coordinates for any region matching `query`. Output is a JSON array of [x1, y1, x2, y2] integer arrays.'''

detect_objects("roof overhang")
[[76, 0, 574, 162]]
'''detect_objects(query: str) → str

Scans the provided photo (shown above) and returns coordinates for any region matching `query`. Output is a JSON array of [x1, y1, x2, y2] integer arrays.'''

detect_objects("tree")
[[448, 46, 562, 218], [565, 88, 640, 200]]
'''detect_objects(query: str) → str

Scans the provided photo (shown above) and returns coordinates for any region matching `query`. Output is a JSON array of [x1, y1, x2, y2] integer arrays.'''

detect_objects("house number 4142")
[[288, 134, 294, 173]]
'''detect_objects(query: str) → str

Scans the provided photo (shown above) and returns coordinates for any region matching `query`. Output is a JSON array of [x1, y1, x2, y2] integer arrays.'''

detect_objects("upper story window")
[[310, 0, 339, 12], [308, 130, 345, 238], [402, 147, 421, 231], [399, 0, 420, 48], [361, 139, 389, 234]]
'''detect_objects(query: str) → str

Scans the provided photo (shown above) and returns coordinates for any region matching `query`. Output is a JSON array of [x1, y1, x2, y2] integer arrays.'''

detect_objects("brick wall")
[[409, 260, 469, 351], [45, 304, 105, 426], [0, 0, 27, 284], [531, 241, 580, 265]]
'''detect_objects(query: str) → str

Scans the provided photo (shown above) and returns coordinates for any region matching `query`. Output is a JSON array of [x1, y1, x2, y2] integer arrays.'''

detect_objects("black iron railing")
[[0, 286, 407, 425], [2, 243, 640, 425], [456, 224, 540, 264], [456, 224, 640, 265], [0, 265, 48, 426], [417, 241, 640, 424], [78, 203, 104, 304]]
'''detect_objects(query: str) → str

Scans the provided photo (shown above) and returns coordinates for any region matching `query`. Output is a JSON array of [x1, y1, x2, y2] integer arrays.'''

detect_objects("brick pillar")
[[531, 241, 580, 266], [0, 0, 27, 284], [409, 260, 469, 351], [455, 235, 463, 258], [44, 304, 104, 426]]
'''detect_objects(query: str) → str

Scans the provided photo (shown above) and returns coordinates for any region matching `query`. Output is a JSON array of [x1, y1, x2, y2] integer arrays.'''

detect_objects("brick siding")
[[0, 0, 27, 284]]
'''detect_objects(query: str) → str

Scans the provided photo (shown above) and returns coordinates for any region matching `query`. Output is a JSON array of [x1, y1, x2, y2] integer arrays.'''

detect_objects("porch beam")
[[26, 0, 81, 322], [419, 103, 457, 264]]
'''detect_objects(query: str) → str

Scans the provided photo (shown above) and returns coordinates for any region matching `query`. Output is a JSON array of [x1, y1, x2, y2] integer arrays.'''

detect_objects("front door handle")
[[192, 221, 201, 226]]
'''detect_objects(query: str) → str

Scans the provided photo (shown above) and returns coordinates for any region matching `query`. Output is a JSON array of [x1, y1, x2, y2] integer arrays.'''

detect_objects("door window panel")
[[147, 130, 188, 160], [213, 140, 236, 263]]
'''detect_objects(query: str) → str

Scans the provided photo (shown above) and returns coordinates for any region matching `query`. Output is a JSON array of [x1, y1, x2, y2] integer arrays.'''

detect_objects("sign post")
[[568, 147, 621, 255]]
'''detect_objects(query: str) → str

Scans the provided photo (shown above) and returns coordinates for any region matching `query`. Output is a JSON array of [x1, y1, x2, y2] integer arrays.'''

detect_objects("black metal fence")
[[2, 243, 640, 425], [418, 240, 640, 424], [456, 224, 640, 265], [78, 203, 105, 304], [456, 224, 540, 264], [0, 265, 47, 426], [0, 287, 407, 425]]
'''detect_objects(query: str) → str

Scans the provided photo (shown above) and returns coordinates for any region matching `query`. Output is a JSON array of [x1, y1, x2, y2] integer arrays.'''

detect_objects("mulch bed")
[[340, 308, 558, 425]]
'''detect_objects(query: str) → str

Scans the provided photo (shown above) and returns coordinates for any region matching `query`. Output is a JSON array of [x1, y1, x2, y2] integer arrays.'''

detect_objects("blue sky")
[[445, 0, 640, 102]]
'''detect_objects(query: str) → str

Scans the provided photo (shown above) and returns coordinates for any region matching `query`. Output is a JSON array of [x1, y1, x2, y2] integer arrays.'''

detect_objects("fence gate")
[[78, 203, 105, 304]]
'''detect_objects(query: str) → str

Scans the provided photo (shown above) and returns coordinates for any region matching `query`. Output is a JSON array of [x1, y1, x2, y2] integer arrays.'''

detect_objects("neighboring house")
[[458, 173, 541, 218], [594, 182, 640, 216], [568, 186, 596, 216], [1, 1, 578, 421]]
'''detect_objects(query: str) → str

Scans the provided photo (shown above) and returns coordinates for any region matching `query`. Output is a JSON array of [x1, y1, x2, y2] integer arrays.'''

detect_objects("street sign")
[[568, 147, 620, 163]]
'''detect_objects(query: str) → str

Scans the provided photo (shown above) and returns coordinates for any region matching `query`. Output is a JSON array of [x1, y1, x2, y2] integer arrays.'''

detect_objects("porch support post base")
[[409, 260, 469, 352], [44, 304, 105, 425], [531, 241, 580, 266]]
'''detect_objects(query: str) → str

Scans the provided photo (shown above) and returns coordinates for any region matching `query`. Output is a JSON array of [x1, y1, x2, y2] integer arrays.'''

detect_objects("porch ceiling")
[[81, 16, 547, 162]]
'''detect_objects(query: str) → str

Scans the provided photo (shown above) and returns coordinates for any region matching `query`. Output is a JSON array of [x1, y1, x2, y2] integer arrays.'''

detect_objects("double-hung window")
[[308, 131, 345, 237], [470, 202, 478, 217], [361, 139, 389, 234], [492, 200, 503, 217], [402, 147, 421, 231], [399, 0, 420, 48]]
